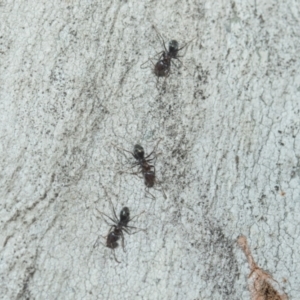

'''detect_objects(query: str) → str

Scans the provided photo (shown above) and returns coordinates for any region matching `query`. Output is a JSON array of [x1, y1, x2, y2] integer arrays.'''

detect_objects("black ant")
[[114, 139, 166, 199], [153, 39, 181, 78], [95, 199, 145, 263], [132, 144, 156, 188], [142, 26, 195, 85]]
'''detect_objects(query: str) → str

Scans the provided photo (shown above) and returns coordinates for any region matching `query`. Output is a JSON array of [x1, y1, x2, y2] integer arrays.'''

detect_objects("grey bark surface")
[[0, 1, 299, 299]]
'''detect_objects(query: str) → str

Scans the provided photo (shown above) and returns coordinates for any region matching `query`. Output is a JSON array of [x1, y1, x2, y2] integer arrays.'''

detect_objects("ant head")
[[134, 144, 145, 160], [120, 207, 130, 222], [169, 40, 179, 54]]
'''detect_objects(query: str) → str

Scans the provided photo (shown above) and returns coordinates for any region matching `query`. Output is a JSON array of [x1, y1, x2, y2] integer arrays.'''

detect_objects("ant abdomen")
[[154, 58, 171, 77], [144, 170, 155, 188], [106, 231, 120, 249]]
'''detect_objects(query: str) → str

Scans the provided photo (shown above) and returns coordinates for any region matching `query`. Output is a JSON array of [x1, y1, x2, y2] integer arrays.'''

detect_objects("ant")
[[154, 39, 181, 78], [114, 139, 166, 199], [95, 199, 145, 263], [132, 143, 156, 188], [142, 26, 195, 85]]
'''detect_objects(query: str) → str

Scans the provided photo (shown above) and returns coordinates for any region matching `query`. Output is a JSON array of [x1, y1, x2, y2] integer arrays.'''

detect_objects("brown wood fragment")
[[237, 235, 288, 300]]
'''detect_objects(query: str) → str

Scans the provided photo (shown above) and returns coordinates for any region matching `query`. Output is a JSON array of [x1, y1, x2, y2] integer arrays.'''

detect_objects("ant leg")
[[154, 179, 167, 199], [152, 25, 168, 53], [107, 198, 118, 222], [156, 77, 160, 89], [128, 210, 145, 222], [120, 231, 126, 253], [118, 164, 140, 175], [112, 249, 121, 263], [144, 152, 155, 160], [114, 155, 140, 175], [172, 58, 192, 77], [111, 143, 142, 174], [177, 37, 196, 52], [93, 236, 101, 248], [140, 58, 151, 69], [145, 188, 156, 200], [165, 69, 171, 78], [111, 143, 136, 159], [93, 233, 108, 248], [96, 208, 118, 225], [121, 227, 131, 235], [144, 138, 162, 159], [120, 169, 143, 180], [128, 226, 145, 231], [172, 58, 183, 69], [124, 226, 147, 234], [140, 51, 164, 69], [149, 57, 156, 67], [145, 179, 167, 200], [158, 186, 167, 199], [144, 157, 156, 163]]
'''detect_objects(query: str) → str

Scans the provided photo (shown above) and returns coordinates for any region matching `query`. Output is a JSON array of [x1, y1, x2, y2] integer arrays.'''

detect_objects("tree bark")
[[0, 1, 298, 299]]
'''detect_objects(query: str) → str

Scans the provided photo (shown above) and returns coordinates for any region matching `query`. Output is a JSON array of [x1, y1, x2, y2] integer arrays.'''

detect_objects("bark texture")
[[0, 1, 299, 299]]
